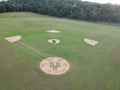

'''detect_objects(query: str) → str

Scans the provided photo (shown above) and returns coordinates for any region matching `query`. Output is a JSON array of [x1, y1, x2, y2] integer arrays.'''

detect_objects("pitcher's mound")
[[5, 35, 22, 43], [48, 39, 60, 44], [47, 30, 60, 33], [40, 57, 70, 75]]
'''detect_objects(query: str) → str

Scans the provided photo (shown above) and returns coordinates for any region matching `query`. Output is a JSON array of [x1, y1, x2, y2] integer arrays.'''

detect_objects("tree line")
[[0, 0, 120, 23]]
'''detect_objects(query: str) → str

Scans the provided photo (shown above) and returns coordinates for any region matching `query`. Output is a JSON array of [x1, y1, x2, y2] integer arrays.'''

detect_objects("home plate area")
[[40, 57, 70, 75]]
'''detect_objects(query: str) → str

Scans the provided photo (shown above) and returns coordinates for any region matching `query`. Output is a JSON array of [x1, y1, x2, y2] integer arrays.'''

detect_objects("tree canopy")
[[0, 0, 120, 23]]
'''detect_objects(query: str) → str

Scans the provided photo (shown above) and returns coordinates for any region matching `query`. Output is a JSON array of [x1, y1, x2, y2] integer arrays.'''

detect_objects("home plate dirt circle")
[[40, 57, 70, 75]]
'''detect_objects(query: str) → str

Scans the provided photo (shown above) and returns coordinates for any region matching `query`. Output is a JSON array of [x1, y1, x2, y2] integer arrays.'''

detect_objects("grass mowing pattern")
[[0, 12, 120, 90]]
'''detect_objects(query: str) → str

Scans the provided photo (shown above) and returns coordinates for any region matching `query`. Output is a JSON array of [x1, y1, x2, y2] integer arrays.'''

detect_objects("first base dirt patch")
[[40, 57, 70, 75], [84, 38, 99, 46], [5, 35, 22, 43]]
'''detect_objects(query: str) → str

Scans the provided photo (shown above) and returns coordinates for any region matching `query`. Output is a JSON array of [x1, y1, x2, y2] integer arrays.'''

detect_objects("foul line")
[[16, 42, 47, 58]]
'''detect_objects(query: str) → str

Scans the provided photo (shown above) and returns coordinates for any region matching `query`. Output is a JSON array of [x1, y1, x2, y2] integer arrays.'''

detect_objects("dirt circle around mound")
[[40, 57, 70, 75], [48, 39, 60, 44]]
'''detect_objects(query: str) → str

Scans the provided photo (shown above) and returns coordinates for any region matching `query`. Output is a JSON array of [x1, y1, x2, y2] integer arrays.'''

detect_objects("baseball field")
[[0, 12, 120, 90]]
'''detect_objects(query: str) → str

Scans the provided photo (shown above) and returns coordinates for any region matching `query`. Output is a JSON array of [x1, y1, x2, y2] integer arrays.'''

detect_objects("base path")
[[40, 57, 70, 75]]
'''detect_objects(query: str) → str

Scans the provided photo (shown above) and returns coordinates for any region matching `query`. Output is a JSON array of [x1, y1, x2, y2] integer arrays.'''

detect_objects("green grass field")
[[0, 12, 120, 90]]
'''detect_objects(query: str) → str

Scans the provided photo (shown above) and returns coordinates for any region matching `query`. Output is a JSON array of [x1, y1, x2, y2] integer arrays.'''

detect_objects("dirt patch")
[[48, 39, 60, 44], [40, 57, 70, 75], [47, 30, 61, 33], [84, 38, 99, 46], [5, 35, 22, 43]]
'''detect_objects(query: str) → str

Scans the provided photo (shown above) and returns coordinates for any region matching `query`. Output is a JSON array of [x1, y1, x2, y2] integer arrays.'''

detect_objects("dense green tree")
[[0, 4, 6, 13], [0, 0, 120, 23]]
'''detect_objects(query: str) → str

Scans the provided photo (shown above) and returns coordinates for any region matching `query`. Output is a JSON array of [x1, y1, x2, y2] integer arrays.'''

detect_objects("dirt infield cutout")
[[5, 35, 22, 43], [48, 39, 60, 44], [84, 38, 99, 46], [40, 57, 70, 75], [47, 30, 61, 33]]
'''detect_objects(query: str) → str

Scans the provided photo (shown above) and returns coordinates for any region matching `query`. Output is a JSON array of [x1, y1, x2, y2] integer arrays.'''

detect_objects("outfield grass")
[[0, 12, 120, 90]]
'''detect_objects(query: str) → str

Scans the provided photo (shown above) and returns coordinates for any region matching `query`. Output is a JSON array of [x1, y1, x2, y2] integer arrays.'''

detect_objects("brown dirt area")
[[48, 39, 60, 44], [47, 30, 61, 33], [40, 57, 70, 75], [84, 38, 99, 46], [5, 35, 22, 43]]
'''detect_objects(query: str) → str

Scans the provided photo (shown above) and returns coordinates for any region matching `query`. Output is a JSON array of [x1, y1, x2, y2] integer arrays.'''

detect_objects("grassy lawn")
[[0, 12, 120, 90]]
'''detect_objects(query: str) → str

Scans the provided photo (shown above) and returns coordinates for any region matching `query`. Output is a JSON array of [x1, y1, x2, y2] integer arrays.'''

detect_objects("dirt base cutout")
[[5, 35, 22, 43], [47, 30, 61, 33], [84, 38, 98, 46], [40, 57, 70, 75], [48, 39, 60, 44]]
